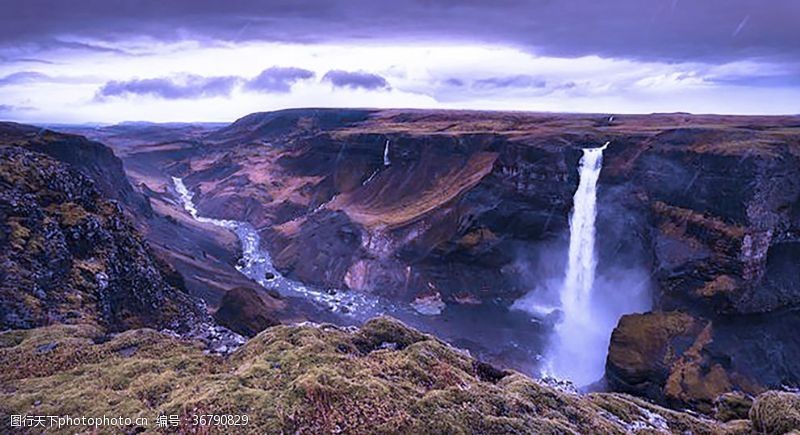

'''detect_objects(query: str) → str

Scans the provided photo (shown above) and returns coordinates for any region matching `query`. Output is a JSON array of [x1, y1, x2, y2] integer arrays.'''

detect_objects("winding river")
[[172, 177, 404, 321], [172, 176, 548, 375]]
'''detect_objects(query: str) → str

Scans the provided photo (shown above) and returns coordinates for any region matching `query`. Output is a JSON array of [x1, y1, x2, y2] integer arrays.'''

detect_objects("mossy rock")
[[749, 391, 800, 434], [714, 391, 753, 422], [351, 316, 428, 353]]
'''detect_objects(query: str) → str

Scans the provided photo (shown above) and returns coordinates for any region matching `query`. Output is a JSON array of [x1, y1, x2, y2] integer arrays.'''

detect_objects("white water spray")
[[562, 143, 607, 325], [547, 142, 609, 385], [383, 140, 391, 166], [511, 141, 650, 384]]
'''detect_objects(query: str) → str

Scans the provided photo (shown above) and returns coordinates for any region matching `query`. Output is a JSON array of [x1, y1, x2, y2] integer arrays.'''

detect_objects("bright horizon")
[[2, 1, 799, 123]]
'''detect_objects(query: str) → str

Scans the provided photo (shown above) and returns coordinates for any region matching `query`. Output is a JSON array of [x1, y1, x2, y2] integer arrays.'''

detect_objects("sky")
[[1, 0, 799, 123]]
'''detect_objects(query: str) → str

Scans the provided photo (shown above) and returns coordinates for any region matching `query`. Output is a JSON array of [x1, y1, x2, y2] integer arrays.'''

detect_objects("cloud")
[[0, 1, 798, 63], [94, 67, 318, 100], [0, 71, 50, 86], [96, 75, 240, 99], [43, 39, 132, 55], [0, 104, 35, 115], [322, 70, 389, 90], [244, 67, 314, 93], [473, 75, 547, 89], [0, 71, 95, 87], [11, 58, 55, 65], [443, 78, 465, 87]]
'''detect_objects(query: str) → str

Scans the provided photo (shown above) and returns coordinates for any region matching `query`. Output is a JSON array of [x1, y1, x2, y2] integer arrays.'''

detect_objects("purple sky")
[[1, 0, 798, 122]]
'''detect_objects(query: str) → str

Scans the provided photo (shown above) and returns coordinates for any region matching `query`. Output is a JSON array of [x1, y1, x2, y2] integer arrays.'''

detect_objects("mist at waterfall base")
[[513, 147, 651, 387]]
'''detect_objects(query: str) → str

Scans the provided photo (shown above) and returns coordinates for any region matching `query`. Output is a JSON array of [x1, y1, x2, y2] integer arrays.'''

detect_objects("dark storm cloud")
[[96, 75, 240, 99], [1, 0, 797, 62], [322, 70, 390, 90], [244, 67, 315, 93], [474, 75, 547, 89]]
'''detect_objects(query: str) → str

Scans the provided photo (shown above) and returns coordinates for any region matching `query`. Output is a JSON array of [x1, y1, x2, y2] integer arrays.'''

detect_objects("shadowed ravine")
[[173, 176, 388, 318], [172, 176, 551, 375]]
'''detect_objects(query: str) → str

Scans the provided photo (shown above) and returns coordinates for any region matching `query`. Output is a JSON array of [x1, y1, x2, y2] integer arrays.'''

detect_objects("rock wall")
[[0, 125, 209, 334], [605, 127, 800, 411]]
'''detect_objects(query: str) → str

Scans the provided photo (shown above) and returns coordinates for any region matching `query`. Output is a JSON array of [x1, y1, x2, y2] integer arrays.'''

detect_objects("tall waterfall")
[[548, 142, 609, 385]]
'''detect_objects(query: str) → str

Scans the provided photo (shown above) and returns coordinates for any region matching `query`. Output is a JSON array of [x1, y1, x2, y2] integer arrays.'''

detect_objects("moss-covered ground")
[[0, 317, 772, 434]]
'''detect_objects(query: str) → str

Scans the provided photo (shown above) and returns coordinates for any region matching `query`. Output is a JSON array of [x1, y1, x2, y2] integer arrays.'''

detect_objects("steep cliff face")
[[0, 125, 210, 334], [616, 127, 800, 316], [0, 122, 152, 219], [156, 110, 800, 412], [60, 122, 294, 329], [604, 125, 800, 411], [607, 310, 800, 413], [183, 113, 585, 305], [0, 148, 200, 332]]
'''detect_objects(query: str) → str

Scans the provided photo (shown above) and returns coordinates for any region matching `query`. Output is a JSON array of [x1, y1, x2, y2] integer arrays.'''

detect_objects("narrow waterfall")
[[547, 142, 609, 386], [383, 140, 391, 166]]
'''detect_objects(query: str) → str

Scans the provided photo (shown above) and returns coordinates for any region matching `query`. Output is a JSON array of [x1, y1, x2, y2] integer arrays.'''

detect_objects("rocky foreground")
[[3, 316, 796, 434]]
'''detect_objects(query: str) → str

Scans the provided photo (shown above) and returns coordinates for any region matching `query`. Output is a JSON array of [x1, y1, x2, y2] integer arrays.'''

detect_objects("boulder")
[[606, 312, 707, 403], [213, 286, 283, 337], [606, 311, 775, 413]]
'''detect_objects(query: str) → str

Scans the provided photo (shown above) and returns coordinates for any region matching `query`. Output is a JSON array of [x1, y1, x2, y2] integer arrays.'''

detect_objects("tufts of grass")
[[749, 391, 800, 434], [0, 316, 766, 434]]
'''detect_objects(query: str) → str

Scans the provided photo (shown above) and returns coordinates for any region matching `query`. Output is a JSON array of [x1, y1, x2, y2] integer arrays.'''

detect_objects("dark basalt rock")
[[272, 210, 364, 288], [608, 308, 800, 412], [351, 316, 427, 353], [0, 142, 208, 334], [714, 391, 753, 422], [473, 360, 511, 383], [213, 286, 282, 337], [606, 312, 709, 404], [0, 122, 152, 219]]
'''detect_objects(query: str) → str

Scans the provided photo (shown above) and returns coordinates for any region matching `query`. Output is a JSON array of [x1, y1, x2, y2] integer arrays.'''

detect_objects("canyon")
[[83, 109, 800, 410], [2, 109, 800, 433]]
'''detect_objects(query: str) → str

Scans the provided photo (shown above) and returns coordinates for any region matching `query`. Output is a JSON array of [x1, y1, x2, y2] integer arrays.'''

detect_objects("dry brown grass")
[[330, 152, 498, 228]]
